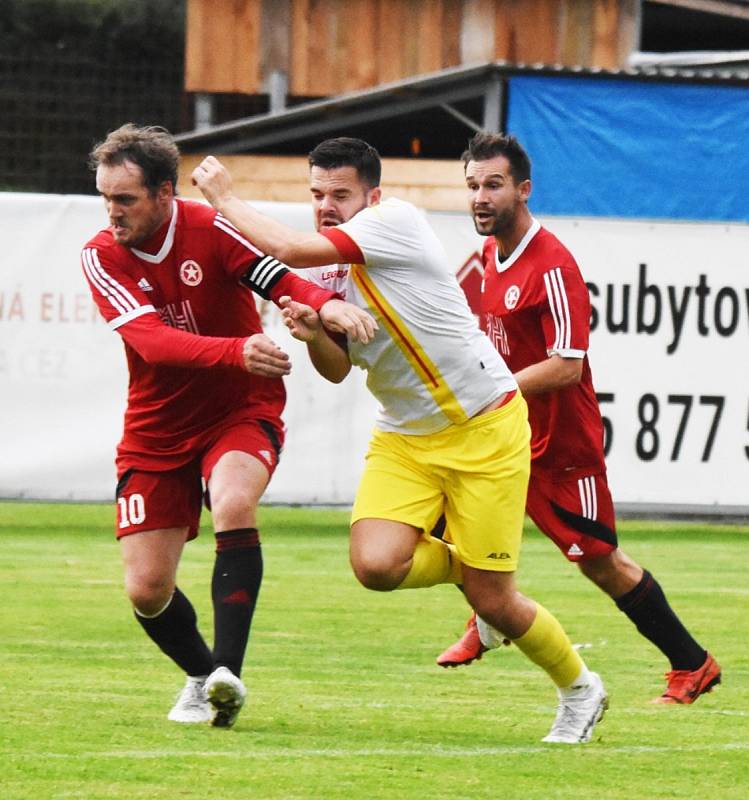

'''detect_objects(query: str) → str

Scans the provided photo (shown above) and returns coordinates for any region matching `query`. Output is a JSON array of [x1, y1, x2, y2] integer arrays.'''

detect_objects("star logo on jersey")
[[179, 259, 203, 286], [504, 285, 520, 309]]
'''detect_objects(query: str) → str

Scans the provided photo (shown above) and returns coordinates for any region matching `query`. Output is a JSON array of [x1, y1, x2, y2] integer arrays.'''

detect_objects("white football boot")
[[542, 671, 608, 744], [167, 675, 212, 723], [205, 666, 247, 728]]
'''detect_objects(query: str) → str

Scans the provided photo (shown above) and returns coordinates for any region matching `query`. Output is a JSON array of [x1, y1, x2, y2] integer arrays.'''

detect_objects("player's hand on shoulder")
[[191, 155, 234, 209], [319, 299, 377, 344], [278, 295, 322, 343], [242, 333, 291, 376]]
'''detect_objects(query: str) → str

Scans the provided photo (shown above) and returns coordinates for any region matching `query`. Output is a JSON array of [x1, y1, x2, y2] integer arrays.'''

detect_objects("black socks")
[[211, 527, 263, 678], [134, 586, 214, 677], [616, 570, 706, 671]]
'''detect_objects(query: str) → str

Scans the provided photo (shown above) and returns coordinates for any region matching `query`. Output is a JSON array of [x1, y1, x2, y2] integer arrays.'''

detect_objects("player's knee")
[[578, 549, 643, 597], [350, 553, 403, 591], [125, 575, 173, 616], [210, 489, 255, 531]]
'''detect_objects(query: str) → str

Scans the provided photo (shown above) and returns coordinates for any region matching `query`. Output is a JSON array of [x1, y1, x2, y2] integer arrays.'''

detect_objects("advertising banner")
[[1, 194, 747, 512]]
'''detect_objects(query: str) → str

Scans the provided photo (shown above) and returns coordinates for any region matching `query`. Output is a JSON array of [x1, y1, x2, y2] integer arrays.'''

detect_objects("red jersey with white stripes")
[[481, 220, 606, 479], [82, 198, 333, 470]]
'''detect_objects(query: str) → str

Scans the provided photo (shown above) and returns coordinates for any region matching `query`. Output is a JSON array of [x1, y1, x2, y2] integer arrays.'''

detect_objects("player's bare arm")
[[193, 156, 341, 268], [514, 354, 583, 396], [241, 333, 291, 377], [280, 297, 351, 383]]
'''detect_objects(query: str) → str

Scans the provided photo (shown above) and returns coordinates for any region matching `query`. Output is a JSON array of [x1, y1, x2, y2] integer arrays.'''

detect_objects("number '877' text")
[[596, 393, 749, 462]]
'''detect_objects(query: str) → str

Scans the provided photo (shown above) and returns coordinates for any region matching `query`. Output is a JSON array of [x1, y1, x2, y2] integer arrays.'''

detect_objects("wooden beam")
[[178, 154, 469, 211]]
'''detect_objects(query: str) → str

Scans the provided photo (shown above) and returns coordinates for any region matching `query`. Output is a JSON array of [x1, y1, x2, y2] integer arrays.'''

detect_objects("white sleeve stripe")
[[250, 255, 285, 287], [82, 249, 127, 314], [90, 248, 141, 310], [543, 271, 564, 351], [544, 268, 571, 350], [549, 268, 569, 349], [578, 479, 587, 518], [554, 267, 573, 350], [547, 347, 586, 358], [82, 248, 140, 315], [213, 218, 263, 257], [108, 305, 156, 330], [591, 477, 598, 520], [215, 212, 240, 232]]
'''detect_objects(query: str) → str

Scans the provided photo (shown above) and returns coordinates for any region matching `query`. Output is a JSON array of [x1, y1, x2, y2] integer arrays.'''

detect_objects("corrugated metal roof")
[[175, 59, 749, 153]]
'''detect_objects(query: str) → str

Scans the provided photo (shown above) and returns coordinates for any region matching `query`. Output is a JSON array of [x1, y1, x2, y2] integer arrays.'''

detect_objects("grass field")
[[1, 502, 747, 799]]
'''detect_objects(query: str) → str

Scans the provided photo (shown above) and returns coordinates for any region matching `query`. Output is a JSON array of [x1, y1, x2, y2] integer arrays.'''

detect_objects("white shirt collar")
[[494, 217, 541, 273], [131, 199, 178, 264]]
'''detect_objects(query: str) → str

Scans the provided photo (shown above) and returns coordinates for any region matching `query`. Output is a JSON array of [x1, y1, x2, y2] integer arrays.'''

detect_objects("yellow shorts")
[[351, 392, 530, 571]]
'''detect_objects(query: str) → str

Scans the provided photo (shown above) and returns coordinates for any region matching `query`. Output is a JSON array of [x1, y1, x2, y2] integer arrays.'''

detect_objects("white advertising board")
[[432, 212, 749, 512], [1, 193, 747, 513]]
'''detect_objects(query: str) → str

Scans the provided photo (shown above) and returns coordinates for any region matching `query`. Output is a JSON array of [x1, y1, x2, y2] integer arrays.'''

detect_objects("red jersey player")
[[82, 124, 375, 728], [437, 132, 720, 706]]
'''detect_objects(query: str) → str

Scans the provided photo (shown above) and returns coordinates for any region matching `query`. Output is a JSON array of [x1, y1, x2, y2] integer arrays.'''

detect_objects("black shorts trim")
[[257, 419, 282, 461], [550, 501, 618, 547]]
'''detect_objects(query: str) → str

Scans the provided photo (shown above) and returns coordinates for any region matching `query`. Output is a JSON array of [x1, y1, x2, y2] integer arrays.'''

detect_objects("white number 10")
[[118, 493, 146, 528]]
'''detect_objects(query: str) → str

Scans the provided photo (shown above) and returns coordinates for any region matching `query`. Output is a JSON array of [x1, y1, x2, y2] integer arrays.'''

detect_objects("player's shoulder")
[[82, 227, 121, 265], [359, 196, 420, 224], [177, 197, 217, 230], [83, 226, 114, 251], [534, 226, 578, 268]]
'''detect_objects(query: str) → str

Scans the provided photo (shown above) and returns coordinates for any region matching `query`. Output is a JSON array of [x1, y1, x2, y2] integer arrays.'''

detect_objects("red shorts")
[[114, 418, 283, 540], [525, 471, 618, 562]]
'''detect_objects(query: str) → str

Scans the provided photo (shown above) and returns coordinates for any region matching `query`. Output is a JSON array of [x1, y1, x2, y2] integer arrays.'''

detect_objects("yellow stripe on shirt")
[[351, 264, 469, 425]]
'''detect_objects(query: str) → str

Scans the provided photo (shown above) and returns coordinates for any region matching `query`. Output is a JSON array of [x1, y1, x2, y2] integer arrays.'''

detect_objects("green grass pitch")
[[1, 502, 747, 799]]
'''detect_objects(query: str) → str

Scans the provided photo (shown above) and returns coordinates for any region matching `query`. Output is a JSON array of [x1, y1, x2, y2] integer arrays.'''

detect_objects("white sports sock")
[[559, 664, 593, 696]]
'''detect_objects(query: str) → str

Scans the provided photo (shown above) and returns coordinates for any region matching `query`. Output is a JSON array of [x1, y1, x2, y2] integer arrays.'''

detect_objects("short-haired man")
[[192, 137, 609, 744], [437, 132, 720, 706], [82, 124, 372, 727]]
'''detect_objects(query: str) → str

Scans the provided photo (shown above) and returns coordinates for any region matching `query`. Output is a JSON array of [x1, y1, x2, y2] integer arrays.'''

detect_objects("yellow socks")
[[396, 535, 463, 589], [512, 602, 585, 688]]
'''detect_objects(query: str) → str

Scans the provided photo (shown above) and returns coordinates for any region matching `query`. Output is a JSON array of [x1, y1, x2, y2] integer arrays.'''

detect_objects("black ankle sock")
[[615, 570, 706, 671], [134, 586, 214, 676], [212, 528, 263, 678]]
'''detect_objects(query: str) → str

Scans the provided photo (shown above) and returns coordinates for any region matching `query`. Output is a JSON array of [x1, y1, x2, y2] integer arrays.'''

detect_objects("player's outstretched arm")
[[193, 156, 341, 268], [279, 296, 351, 384]]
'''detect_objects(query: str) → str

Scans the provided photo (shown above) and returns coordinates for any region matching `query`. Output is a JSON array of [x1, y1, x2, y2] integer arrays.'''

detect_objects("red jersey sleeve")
[[539, 261, 591, 358], [81, 243, 156, 328], [81, 243, 245, 370], [117, 314, 246, 369], [319, 227, 364, 264], [210, 211, 338, 311]]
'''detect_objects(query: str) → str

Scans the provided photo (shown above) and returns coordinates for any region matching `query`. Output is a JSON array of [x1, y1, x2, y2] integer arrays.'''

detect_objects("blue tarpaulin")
[[507, 75, 749, 222]]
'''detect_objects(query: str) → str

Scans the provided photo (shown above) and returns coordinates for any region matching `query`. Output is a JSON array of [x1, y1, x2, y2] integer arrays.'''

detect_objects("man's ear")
[[158, 180, 175, 201], [367, 186, 382, 207], [518, 179, 532, 203]]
